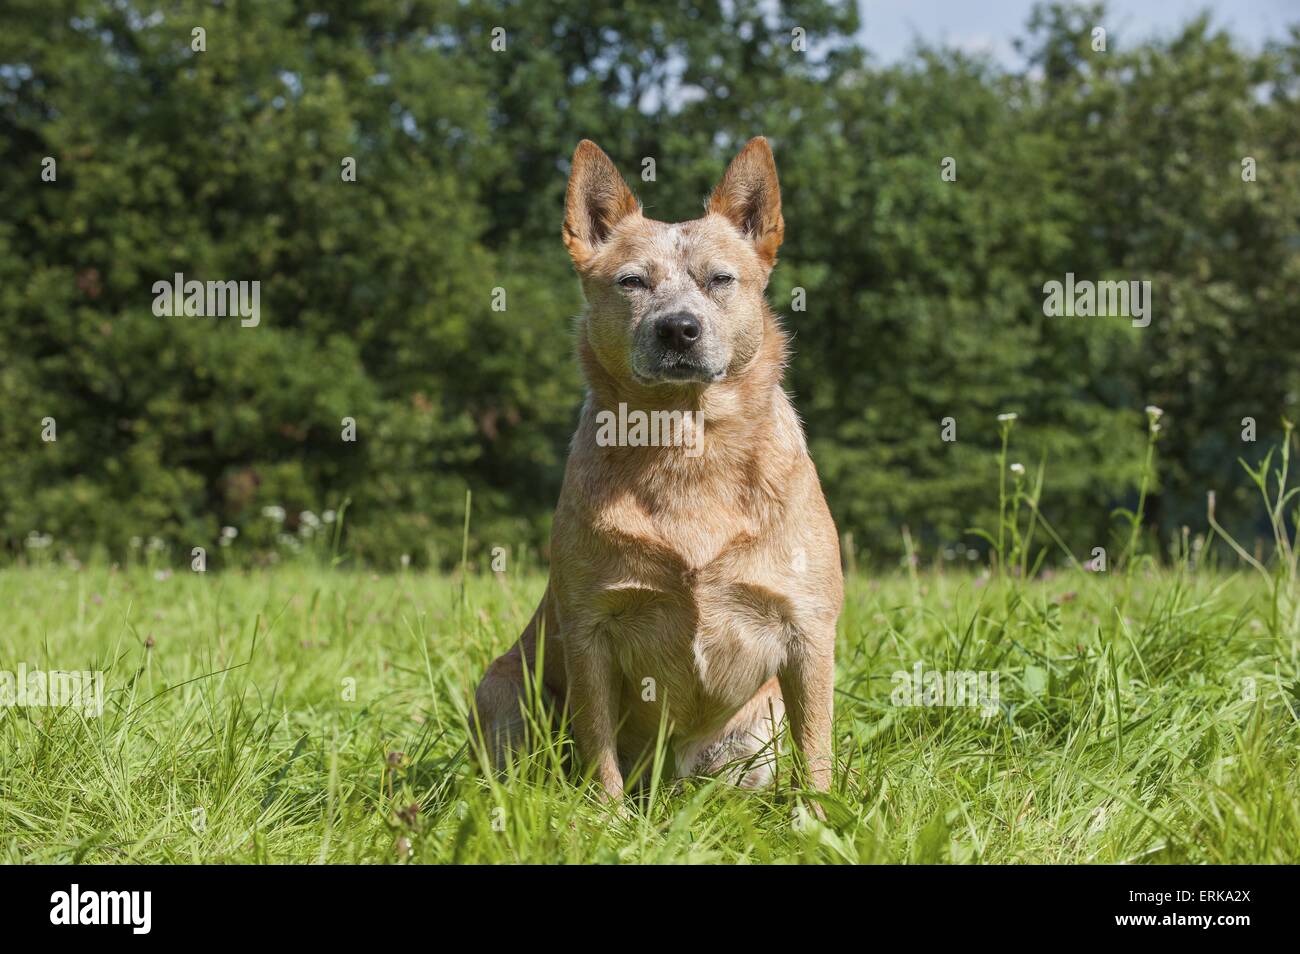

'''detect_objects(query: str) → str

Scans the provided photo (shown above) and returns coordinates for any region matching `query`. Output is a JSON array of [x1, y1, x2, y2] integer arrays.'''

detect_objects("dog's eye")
[[710, 274, 736, 288], [618, 275, 646, 290]]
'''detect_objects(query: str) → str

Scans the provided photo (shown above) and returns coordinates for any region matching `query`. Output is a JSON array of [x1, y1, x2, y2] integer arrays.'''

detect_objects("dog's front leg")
[[564, 629, 625, 801], [778, 637, 835, 794]]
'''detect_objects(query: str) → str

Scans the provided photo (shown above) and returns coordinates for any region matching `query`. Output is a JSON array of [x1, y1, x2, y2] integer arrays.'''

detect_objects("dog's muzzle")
[[634, 312, 726, 384]]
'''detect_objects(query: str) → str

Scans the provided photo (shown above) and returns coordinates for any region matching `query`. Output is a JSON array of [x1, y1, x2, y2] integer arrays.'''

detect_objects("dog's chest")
[[589, 536, 797, 735]]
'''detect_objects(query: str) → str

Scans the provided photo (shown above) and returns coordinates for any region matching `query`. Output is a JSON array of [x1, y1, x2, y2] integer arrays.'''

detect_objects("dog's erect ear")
[[707, 137, 784, 267], [563, 140, 640, 267]]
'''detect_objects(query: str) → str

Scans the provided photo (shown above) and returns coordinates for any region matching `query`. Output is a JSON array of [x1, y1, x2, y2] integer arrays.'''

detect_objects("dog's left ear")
[[563, 140, 640, 268], [708, 137, 784, 267]]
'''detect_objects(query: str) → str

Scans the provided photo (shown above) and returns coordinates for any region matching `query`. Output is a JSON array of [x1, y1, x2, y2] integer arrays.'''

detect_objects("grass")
[[1, 561, 1297, 863]]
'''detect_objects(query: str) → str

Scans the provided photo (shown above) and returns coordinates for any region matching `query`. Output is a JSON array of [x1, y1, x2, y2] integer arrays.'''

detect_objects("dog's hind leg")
[[469, 645, 533, 772], [468, 592, 566, 773]]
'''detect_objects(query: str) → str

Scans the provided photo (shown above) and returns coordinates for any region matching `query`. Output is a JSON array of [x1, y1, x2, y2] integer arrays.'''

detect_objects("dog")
[[471, 137, 843, 802]]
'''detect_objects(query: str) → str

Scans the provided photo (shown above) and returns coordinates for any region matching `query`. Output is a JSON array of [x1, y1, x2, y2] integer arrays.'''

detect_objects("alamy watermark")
[[0, 663, 104, 717], [595, 402, 704, 457], [891, 662, 1000, 715], [50, 884, 151, 934], [152, 272, 260, 327], [1042, 273, 1151, 328]]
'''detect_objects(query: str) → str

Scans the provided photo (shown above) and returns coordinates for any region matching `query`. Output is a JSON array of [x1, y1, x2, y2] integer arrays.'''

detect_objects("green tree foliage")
[[0, 1, 1296, 568]]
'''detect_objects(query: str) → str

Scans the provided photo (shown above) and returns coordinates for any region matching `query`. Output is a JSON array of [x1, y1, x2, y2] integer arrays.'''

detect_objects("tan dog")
[[472, 137, 842, 801]]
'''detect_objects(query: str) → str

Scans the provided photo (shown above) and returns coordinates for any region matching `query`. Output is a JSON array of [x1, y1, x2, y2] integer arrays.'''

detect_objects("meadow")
[[2, 559, 1296, 864], [4, 0, 1298, 869]]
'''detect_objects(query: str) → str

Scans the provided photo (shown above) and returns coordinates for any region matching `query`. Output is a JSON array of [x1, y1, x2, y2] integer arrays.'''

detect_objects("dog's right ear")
[[708, 137, 783, 268], [563, 140, 639, 268]]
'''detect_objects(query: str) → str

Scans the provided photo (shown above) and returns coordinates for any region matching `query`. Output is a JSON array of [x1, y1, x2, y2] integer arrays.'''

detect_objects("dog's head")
[[563, 138, 784, 387]]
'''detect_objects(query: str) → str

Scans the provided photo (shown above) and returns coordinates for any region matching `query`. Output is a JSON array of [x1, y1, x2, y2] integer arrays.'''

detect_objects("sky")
[[857, 0, 1298, 66]]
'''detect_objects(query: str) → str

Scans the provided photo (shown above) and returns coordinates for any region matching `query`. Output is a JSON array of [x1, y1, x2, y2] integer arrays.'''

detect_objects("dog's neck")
[[575, 311, 800, 499]]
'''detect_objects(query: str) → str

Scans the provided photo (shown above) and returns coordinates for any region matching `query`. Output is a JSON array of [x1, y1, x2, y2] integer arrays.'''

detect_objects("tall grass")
[[0, 567, 1295, 862], [1, 413, 1297, 863]]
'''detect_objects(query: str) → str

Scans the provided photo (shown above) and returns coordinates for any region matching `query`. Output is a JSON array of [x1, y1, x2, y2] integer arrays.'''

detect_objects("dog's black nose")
[[654, 313, 701, 352]]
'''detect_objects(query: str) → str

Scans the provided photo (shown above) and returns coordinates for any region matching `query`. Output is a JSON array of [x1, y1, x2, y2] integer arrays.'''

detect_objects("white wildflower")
[[24, 531, 53, 550]]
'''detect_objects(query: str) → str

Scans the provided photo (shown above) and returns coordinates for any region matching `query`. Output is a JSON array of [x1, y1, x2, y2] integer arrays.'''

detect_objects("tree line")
[[1, 1, 1297, 568]]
